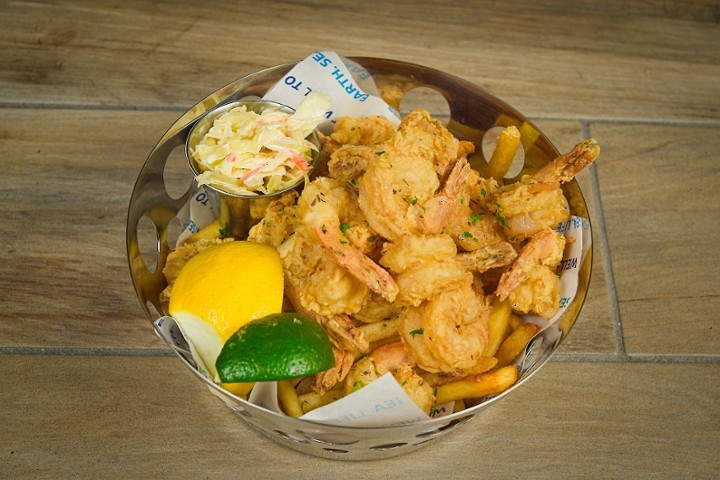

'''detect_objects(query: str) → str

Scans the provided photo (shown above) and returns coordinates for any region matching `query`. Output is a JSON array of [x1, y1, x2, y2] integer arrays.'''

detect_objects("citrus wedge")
[[216, 312, 335, 383], [168, 241, 283, 379]]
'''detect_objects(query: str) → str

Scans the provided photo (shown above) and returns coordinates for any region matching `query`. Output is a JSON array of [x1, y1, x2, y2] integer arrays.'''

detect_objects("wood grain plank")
[[591, 122, 720, 355], [0, 109, 180, 349], [0, 0, 718, 121], [2, 356, 717, 478]]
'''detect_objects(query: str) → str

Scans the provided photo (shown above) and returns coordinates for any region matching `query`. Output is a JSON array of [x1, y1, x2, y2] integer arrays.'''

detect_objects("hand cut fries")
[[278, 379, 304, 418], [297, 387, 345, 415], [486, 125, 521, 180], [358, 318, 400, 344], [495, 323, 539, 368], [482, 296, 512, 357], [435, 365, 519, 405], [186, 218, 227, 242], [507, 313, 525, 331]]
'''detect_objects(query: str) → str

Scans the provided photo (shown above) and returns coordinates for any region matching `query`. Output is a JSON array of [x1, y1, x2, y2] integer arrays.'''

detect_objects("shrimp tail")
[[421, 157, 471, 233], [314, 226, 400, 302], [312, 346, 355, 393], [533, 138, 600, 184], [495, 229, 565, 300]]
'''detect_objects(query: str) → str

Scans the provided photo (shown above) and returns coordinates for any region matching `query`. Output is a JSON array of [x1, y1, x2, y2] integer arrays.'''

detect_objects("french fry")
[[358, 318, 400, 344], [186, 218, 225, 242], [434, 365, 519, 405], [495, 323, 539, 368], [297, 386, 345, 414], [469, 356, 499, 375], [278, 379, 304, 418], [507, 313, 525, 331], [482, 297, 512, 357], [487, 125, 521, 180], [518, 121, 540, 152]]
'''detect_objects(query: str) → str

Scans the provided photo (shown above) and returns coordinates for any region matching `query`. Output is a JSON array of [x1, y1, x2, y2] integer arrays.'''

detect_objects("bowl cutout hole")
[[398, 87, 451, 125], [136, 215, 159, 273], [164, 144, 193, 200], [164, 216, 183, 250]]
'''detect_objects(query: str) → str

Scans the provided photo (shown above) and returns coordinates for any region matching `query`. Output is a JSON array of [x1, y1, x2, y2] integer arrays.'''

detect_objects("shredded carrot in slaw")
[[191, 92, 331, 196]]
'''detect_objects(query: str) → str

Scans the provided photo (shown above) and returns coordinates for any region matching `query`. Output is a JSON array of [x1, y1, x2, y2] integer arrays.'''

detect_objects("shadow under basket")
[[126, 57, 592, 461]]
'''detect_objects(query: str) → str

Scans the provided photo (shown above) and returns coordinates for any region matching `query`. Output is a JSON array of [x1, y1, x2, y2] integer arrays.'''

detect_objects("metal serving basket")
[[126, 57, 592, 461]]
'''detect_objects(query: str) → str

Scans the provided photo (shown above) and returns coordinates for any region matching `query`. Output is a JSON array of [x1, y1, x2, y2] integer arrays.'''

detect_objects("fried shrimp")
[[297, 177, 399, 302], [380, 234, 472, 307], [247, 191, 299, 247], [279, 228, 370, 316], [399, 282, 491, 374], [344, 341, 435, 413], [357, 109, 472, 242], [489, 139, 600, 241], [496, 228, 566, 318], [322, 115, 398, 155]]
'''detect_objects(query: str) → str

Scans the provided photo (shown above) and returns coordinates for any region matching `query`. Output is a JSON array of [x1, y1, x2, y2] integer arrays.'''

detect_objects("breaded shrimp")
[[495, 228, 566, 318], [489, 139, 600, 241], [358, 109, 472, 242], [399, 282, 491, 374], [344, 341, 435, 414]]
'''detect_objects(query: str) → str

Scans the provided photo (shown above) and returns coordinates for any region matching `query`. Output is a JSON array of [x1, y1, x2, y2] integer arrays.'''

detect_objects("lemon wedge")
[[168, 241, 284, 379]]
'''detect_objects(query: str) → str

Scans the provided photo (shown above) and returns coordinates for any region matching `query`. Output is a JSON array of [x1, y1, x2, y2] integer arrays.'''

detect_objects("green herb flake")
[[403, 194, 418, 205], [375, 151, 385, 156], [340, 222, 351, 235], [219, 224, 232, 236], [409, 328, 424, 337], [469, 212, 480, 224], [353, 381, 365, 392]]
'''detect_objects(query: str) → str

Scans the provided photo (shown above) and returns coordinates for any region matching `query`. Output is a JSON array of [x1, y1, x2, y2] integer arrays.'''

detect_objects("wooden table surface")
[[2, 1, 718, 478]]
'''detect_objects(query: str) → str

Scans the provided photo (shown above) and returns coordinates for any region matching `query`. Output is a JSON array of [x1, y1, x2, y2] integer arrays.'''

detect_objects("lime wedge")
[[216, 312, 335, 383]]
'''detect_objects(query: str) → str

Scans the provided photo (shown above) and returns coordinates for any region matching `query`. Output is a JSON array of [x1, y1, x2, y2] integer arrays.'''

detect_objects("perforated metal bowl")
[[126, 57, 592, 461]]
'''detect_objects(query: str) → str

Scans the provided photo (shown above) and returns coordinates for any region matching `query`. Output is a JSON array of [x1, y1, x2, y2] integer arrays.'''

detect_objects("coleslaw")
[[190, 92, 331, 196]]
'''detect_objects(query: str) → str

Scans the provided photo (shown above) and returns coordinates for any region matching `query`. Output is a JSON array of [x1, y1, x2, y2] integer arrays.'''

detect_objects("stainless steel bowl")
[[126, 57, 592, 461]]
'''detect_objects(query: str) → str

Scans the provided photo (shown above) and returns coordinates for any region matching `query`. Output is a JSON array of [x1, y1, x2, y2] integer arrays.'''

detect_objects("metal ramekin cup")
[[185, 99, 322, 199], [126, 57, 592, 461]]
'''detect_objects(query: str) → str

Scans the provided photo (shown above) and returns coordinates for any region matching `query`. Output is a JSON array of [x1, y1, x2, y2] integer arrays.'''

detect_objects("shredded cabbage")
[[191, 92, 331, 196]]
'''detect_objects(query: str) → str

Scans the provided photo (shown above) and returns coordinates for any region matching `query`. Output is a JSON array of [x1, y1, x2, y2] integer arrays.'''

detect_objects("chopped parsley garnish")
[[219, 224, 231, 236], [340, 222, 351, 235], [469, 212, 480, 224], [409, 328, 424, 337], [404, 194, 419, 205]]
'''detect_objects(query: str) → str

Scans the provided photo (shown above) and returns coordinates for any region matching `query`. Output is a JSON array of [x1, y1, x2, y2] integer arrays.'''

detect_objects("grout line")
[[0, 102, 189, 112], [1, 103, 719, 128], [1, 347, 717, 364], [582, 120, 628, 359], [530, 114, 720, 128], [0, 346, 173, 356], [553, 352, 720, 364]]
